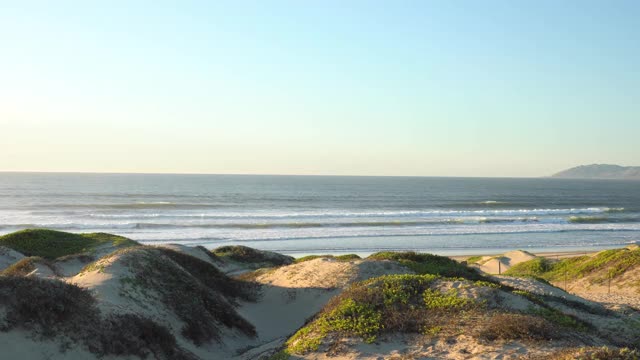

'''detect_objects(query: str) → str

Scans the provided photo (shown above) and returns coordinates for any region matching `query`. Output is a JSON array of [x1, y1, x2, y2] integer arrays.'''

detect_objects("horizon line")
[[0, 170, 548, 179]]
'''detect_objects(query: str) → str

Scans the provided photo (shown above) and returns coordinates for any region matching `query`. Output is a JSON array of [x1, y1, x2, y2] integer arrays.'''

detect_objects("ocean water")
[[1, 173, 639, 256]]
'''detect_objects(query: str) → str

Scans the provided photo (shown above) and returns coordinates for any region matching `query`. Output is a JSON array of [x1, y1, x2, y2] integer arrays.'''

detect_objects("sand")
[[460, 249, 639, 305], [465, 250, 537, 275], [0, 246, 24, 271]]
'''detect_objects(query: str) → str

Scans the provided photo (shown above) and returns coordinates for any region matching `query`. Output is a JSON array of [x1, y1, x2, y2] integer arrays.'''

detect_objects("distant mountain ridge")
[[552, 164, 640, 179]]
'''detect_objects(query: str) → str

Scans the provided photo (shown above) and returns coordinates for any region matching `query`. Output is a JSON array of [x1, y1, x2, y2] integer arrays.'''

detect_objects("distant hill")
[[551, 164, 640, 180]]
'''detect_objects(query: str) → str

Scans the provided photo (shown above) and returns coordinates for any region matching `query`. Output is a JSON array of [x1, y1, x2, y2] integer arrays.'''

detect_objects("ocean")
[[1, 173, 639, 256]]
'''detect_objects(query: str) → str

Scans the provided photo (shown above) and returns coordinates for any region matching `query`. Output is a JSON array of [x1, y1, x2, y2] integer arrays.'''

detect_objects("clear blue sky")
[[1, 1, 638, 176]]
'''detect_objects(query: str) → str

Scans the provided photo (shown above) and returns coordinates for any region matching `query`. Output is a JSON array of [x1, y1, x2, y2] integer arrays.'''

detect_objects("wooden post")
[[498, 261, 501, 275]]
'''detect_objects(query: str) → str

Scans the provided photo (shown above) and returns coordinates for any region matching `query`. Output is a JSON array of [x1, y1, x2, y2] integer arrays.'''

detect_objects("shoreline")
[[276, 243, 632, 260], [450, 249, 601, 262]]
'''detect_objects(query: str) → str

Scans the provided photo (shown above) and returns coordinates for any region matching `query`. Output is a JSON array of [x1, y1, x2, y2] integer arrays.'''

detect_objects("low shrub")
[[0, 276, 97, 336], [156, 247, 258, 301], [478, 313, 556, 341], [529, 307, 587, 330], [213, 245, 293, 266], [96, 313, 192, 360], [0, 276, 190, 359], [367, 251, 487, 281], [285, 274, 480, 354]]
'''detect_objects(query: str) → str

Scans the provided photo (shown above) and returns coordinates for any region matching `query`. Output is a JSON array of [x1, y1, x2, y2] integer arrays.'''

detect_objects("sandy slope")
[[231, 257, 411, 359], [155, 244, 219, 267], [70, 247, 241, 360], [0, 330, 129, 360], [292, 334, 559, 360], [55, 243, 140, 278], [0, 246, 24, 271], [284, 276, 586, 360], [471, 250, 537, 275]]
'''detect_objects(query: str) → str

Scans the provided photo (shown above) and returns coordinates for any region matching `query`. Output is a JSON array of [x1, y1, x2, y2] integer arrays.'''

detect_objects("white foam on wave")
[[108, 222, 640, 242], [86, 207, 615, 220]]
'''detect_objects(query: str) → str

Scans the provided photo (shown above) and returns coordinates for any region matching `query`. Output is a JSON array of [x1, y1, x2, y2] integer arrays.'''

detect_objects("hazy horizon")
[[2, 1, 638, 177], [1, 163, 638, 179]]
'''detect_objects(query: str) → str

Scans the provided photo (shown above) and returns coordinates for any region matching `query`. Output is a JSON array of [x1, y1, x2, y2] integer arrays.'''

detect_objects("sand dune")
[[471, 250, 537, 274], [1, 230, 639, 359], [232, 257, 411, 358]]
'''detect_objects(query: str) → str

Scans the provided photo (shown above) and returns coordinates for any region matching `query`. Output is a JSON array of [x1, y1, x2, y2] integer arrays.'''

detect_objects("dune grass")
[[0, 229, 138, 260], [465, 255, 484, 264], [367, 251, 488, 281], [295, 254, 361, 263], [505, 248, 640, 285], [504, 257, 553, 277]]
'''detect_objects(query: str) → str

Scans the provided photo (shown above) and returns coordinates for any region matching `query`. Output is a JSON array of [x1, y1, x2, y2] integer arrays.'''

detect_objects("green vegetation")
[[423, 288, 473, 309], [474, 280, 501, 289], [367, 251, 488, 281], [213, 245, 293, 266], [529, 307, 587, 330], [504, 257, 553, 277], [285, 274, 482, 354], [0, 276, 191, 359], [505, 248, 640, 286], [0, 229, 138, 260], [284, 267, 602, 355], [295, 254, 361, 263], [512, 289, 540, 301], [466, 255, 484, 264]]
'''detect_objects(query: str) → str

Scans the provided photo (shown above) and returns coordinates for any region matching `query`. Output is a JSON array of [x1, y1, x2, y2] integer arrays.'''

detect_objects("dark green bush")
[[0, 229, 138, 259], [213, 245, 293, 266], [367, 251, 487, 281]]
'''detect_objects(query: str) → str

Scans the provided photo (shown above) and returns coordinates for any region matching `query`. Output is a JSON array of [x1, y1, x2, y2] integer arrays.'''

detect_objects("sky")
[[1, 1, 639, 177]]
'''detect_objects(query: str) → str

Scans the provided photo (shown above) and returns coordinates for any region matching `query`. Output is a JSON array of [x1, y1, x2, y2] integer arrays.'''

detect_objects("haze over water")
[[1, 173, 639, 256]]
